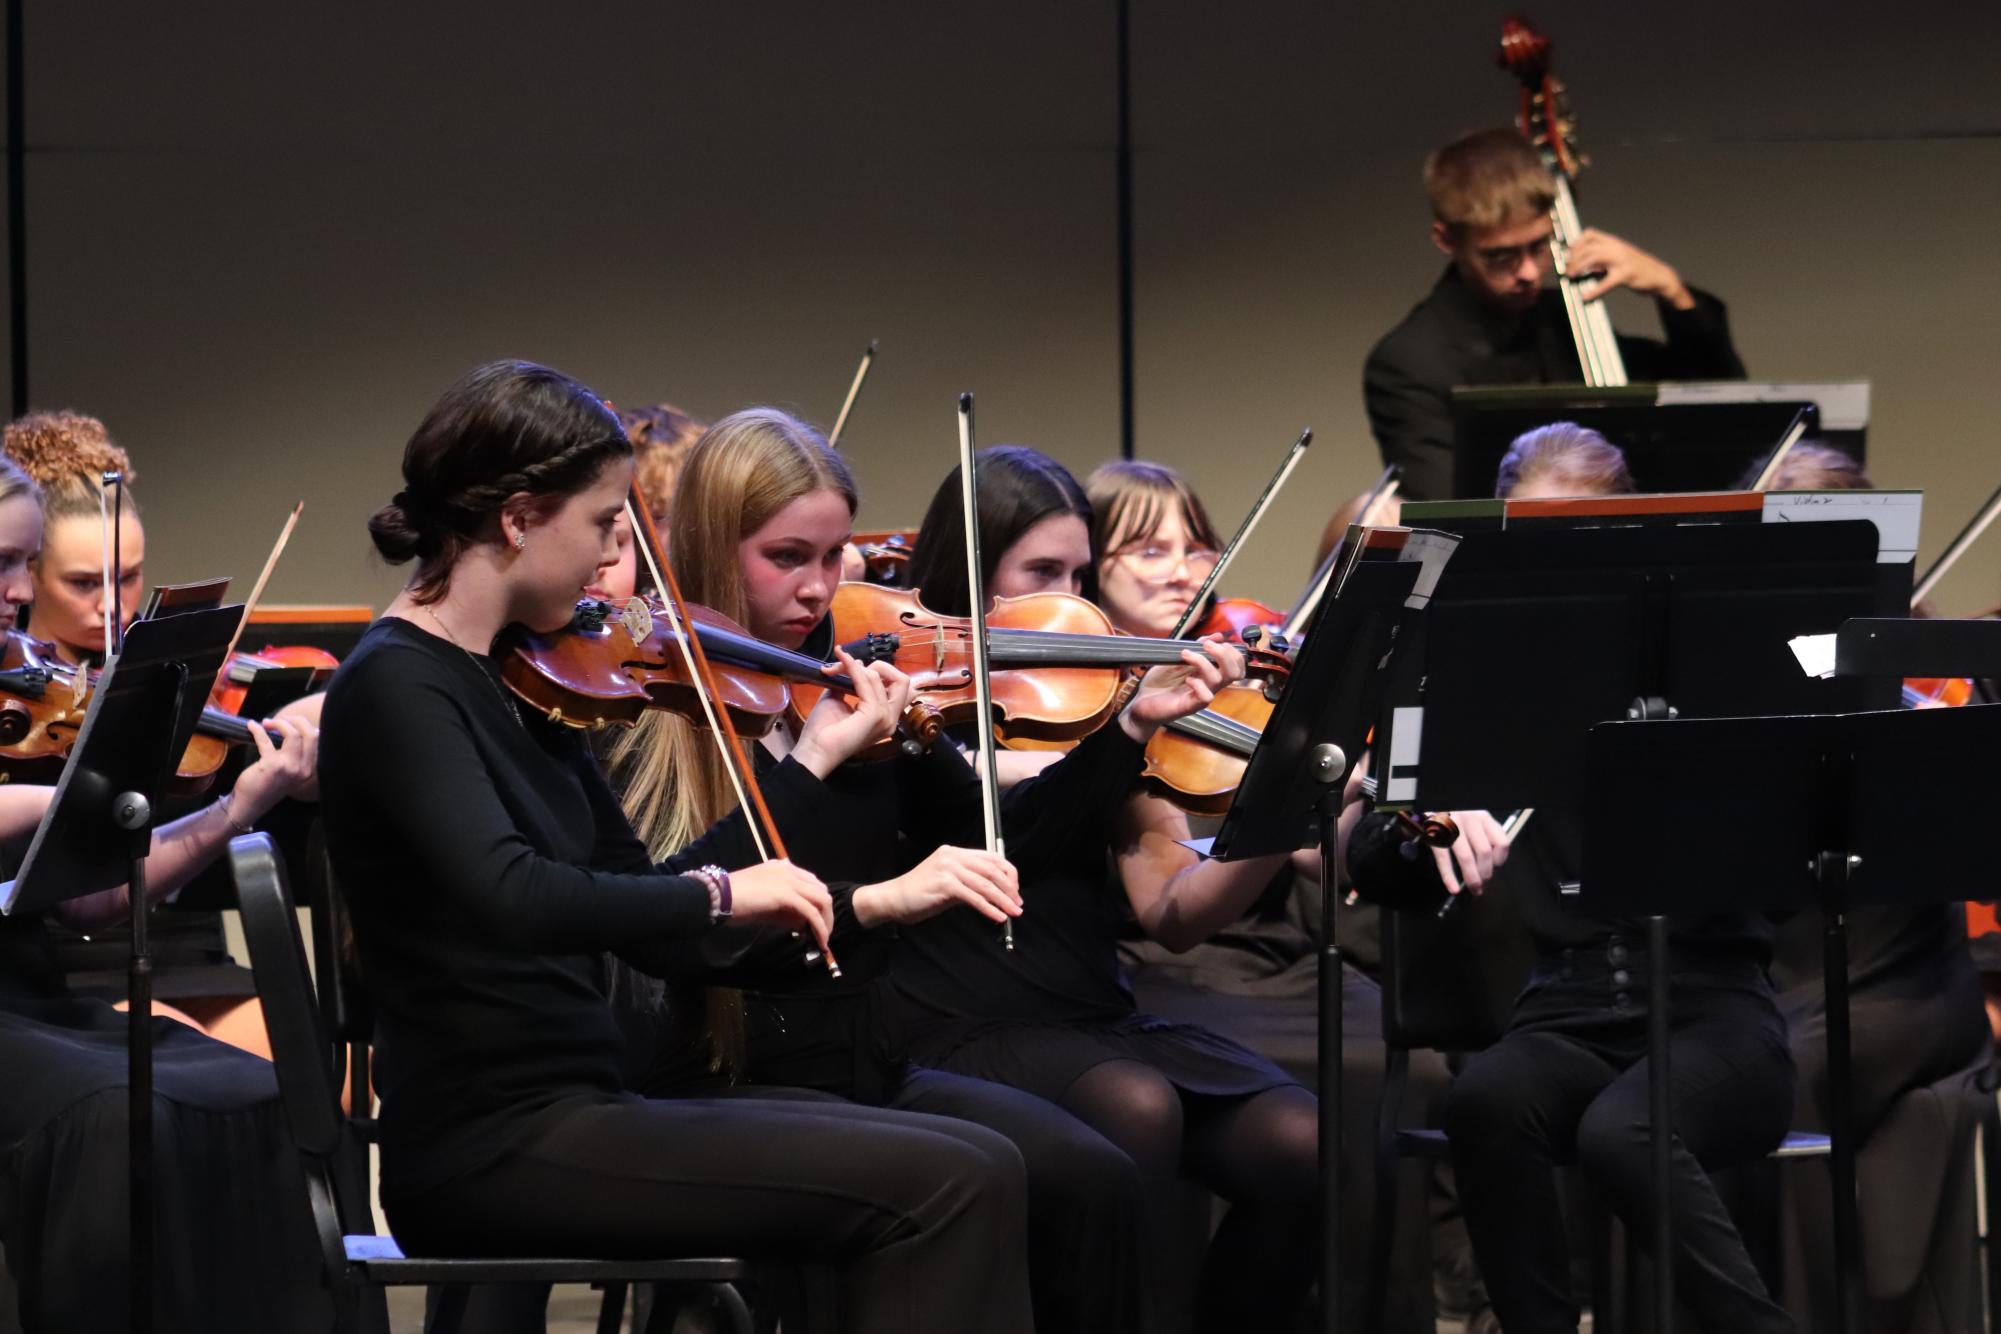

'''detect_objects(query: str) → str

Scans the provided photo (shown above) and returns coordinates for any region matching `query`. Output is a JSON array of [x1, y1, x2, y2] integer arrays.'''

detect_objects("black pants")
[[1440, 950, 1796, 1334], [389, 1093, 1033, 1334]]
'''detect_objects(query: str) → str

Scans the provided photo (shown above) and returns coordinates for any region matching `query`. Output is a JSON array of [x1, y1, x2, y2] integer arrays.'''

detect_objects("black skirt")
[[0, 995, 328, 1333], [905, 1010, 1299, 1106]]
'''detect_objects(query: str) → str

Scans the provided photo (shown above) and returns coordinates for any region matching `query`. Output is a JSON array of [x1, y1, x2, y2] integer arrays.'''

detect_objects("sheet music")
[[1761, 489, 1920, 564], [1655, 379, 1871, 431]]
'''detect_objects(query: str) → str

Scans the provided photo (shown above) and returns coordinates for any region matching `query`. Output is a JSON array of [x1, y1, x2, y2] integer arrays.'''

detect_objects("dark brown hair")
[[907, 445, 1094, 616], [370, 361, 633, 601]]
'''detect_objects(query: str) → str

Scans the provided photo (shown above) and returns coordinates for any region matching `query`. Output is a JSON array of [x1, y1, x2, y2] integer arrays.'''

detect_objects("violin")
[[851, 529, 917, 588], [500, 595, 943, 758], [1137, 679, 1274, 815], [0, 629, 280, 794], [797, 581, 1289, 752], [1195, 596, 1286, 644], [209, 644, 339, 715], [1903, 675, 1975, 709]]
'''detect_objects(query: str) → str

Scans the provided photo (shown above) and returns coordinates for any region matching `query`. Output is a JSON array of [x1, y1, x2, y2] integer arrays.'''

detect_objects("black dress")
[[880, 732, 1320, 1333], [882, 730, 1296, 1104], [0, 852, 327, 1333], [1363, 264, 1746, 500], [317, 617, 1033, 1334]]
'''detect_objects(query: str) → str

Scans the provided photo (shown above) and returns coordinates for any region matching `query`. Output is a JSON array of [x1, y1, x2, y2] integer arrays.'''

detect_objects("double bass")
[[1498, 14, 1627, 388]]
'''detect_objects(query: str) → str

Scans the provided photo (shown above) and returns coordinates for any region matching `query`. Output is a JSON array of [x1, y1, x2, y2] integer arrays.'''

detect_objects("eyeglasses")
[[1473, 231, 1555, 274], [1112, 543, 1220, 580]]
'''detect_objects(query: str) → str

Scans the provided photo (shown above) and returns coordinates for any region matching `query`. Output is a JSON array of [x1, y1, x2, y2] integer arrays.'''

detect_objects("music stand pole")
[[1312, 742, 1349, 1334], [1206, 529, 1461, 1334]]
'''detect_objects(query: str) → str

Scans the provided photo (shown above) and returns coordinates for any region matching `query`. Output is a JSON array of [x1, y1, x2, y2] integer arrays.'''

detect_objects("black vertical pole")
[[1114, 0, 1134, 459], [1648, 913, 1674, 1331], [1315, 750, 1347, 1334], [6, 0, 26, 417]]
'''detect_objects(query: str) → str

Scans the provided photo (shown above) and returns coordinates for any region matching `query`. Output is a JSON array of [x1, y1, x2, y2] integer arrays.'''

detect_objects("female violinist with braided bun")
[[606, 408, 1247, 1334], [317, 361, 1037, 1334]]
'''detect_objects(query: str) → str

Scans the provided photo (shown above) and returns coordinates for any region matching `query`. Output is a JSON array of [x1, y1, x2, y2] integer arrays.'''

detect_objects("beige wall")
[[6, 1, 1999, 617]]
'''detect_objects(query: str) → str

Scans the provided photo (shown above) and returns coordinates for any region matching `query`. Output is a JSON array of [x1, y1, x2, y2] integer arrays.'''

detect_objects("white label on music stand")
[[1386, 706, 1424, 804]]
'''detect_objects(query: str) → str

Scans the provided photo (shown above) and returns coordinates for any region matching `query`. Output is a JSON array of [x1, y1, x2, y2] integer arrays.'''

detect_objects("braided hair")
[[370, 361, 634, 602]]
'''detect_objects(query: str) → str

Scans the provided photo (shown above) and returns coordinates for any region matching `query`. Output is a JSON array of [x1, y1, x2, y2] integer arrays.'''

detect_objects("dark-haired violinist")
[[317, 361, 1037, 1334]]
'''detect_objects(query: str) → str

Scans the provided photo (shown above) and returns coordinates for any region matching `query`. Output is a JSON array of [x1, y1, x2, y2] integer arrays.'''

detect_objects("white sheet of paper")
[[1761, 489, 1920, 564], [1789, 632, 1838, 679]]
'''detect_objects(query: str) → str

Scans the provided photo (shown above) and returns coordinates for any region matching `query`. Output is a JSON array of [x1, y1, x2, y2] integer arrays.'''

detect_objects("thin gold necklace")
[[423, 602, 524, 728]]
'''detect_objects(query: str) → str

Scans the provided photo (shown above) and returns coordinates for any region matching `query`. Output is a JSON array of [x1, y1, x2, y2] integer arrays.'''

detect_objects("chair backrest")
[[231, 833, 374, 1272], [298, 818, 377, 1137]]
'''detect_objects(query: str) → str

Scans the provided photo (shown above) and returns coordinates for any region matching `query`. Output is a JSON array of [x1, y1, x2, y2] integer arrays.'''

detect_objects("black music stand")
[[1207, 530, 1458, 1334], [1371, 514, 1896, 1334], [1584, 701, 2001, 1334], [0, 604, 240, 1334]]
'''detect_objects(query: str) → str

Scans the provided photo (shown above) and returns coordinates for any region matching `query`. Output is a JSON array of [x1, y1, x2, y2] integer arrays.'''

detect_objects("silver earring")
[[513, 533, 526, 550]]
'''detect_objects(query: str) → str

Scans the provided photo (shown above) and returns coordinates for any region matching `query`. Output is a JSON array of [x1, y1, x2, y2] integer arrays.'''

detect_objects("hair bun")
[[367, 496, 430, 564]]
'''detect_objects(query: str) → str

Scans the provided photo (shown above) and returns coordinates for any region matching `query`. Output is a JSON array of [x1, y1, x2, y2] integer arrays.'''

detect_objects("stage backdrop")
[[5, 1, 1998, 616]]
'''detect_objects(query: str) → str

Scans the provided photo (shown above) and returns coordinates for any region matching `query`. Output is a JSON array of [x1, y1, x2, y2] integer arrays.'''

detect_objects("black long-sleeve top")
[[319, 618, 718, 1199], [633, 721, 1155, 1101], [1364, 264, 1747, 501]]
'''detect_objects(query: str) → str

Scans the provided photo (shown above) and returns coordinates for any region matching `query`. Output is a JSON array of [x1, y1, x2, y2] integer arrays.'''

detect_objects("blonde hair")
[[2, 411, 139, 524], [0, 457, 37, 510], [1495, 421, 1634, 499], [1425, 127, 1557, 232], [1760, 442, 1870, 492], [609, 408, 857, 858]]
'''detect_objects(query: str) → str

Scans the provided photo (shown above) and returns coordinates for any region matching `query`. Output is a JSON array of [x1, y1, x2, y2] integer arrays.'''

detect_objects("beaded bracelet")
[[688, 864, 733, 922]]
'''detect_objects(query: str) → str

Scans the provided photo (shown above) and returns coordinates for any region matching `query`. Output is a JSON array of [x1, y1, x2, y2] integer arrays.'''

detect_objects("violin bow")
[[98, 471, 125, 655], [1166, 428, 1312, 642], [1748, 404, 1819, 492], [1913, 476, 2001, 609], [957, 393, 1012, 952], [222, 500, 306, 664], [1284, 462, 1400, 643], [827, 340, 878, 450], [626, 485, 841, 976]]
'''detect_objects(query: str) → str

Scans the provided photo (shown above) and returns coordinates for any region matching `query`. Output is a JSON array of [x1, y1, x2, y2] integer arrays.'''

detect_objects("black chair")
[[230, 832, 758, 1334], [1360, 880, 1831, 1334]]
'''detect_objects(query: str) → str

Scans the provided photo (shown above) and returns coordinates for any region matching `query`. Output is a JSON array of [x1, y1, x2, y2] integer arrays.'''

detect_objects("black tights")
[[1058, 1060, 1318, 1332]]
